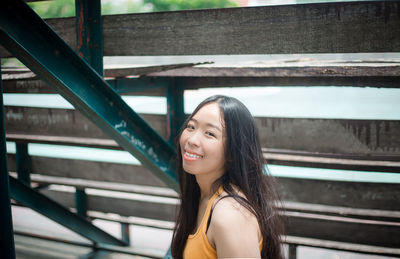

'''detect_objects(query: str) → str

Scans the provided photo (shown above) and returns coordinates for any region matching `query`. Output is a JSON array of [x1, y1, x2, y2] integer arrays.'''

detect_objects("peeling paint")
[[115, 120, 127, 129], [77, 0, 84, 52], [115, 120, 160, 162], [6, 110, 23, 121], [166, 103, 171, 140], [120, 130, 130, 137]]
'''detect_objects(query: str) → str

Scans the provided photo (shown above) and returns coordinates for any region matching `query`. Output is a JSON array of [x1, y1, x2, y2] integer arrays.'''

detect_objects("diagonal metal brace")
[[9, 176, 127, 246], [0, 0, 178, 190]]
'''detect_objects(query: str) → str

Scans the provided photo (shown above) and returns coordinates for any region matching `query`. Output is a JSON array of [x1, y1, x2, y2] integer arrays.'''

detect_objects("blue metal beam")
[[0, 0, 178, 190], [120, 223, 130, 245], [0, 60, 16, 259], [75, 188, 88, 219], [74, 0, 102, 222], [107, 77, 169, 94], [75, 0, 103, 76], [9, 176, 126, 246], [166, 83, 185, 145], [16, 143, 31, 186]]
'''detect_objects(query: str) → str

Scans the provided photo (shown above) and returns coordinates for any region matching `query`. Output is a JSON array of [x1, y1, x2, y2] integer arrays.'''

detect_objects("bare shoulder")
[[212, 195, 258, 226], [207, 192, 261, 258]]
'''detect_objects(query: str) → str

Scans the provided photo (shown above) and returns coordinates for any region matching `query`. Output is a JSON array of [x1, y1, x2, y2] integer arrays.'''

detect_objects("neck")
[[195, 172, 222, 200]]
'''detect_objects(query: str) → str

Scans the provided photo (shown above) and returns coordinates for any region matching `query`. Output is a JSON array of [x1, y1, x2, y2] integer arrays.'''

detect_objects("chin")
[[183, 165, 201, 176], [183, 167, 196, 175]]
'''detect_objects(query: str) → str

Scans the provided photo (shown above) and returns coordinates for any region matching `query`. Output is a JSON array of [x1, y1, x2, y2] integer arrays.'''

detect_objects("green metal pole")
[[16, 143, 31, 186], [75, 0, 103, 76], [75, 188, 88, 219], [166, 82, 185, 146], [74, 0, 102, 220], [165, 82, 184, 259], [0, 60, 16, 259], [120, 223, 130, 245]]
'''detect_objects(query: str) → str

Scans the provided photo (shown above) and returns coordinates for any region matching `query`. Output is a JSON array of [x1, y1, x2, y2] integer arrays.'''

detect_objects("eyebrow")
[[190, 118, 222, 132]]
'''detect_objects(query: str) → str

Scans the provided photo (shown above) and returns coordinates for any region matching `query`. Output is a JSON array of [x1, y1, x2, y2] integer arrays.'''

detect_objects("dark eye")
[[205, 131, 215, 137], [186, 124, 195, 130]]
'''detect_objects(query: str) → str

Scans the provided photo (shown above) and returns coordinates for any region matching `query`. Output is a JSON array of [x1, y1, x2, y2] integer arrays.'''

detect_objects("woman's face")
[[179, 102, 226, 179]]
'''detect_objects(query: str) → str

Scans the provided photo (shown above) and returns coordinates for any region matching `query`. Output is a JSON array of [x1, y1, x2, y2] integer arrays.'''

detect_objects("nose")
[[187, 130, 201, 147]]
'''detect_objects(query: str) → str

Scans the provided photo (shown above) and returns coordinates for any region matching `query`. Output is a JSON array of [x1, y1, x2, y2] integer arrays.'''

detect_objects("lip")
[[183, 149, 203, 161]]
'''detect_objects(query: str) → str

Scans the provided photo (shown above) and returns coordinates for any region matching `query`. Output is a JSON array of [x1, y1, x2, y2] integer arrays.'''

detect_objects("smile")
[[184, 151, 203, 160]]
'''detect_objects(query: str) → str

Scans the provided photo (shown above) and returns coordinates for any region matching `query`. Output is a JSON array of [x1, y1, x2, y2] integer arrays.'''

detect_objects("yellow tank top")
[[183, 186, 262, 259]]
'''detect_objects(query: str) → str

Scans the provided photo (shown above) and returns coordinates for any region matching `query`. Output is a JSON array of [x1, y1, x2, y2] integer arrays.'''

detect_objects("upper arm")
[[208, 198, 261, 258]]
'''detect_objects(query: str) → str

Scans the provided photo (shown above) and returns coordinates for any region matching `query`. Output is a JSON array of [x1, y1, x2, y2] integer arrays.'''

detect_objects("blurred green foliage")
[[28, 0, 76, 18], [142, 0, 237, 12], [27, 0, 237, 18]]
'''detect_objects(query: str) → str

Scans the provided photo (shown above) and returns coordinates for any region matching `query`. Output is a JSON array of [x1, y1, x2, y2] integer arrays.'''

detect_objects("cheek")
[[210, 142, 225, 162], [179, 137, 184, 151], [218, 150, 226, 165], [218, 143, 226, 165], [179, 132, 187, 148]]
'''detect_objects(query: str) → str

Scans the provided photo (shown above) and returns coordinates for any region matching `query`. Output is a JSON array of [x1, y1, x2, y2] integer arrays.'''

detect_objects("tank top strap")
[[199, 186, 223, 233]]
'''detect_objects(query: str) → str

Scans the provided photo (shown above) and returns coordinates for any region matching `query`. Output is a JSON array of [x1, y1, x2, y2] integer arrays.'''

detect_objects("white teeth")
[[185, 152, 202, 158]]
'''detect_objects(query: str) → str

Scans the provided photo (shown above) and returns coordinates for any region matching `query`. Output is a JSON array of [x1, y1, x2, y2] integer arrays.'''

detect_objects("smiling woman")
[[180, 103, 226, 186], [172, 95, 284, 259]]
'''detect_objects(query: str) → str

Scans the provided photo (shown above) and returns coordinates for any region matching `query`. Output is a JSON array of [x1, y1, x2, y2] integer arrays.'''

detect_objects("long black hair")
[[171, 95, 284, 259]]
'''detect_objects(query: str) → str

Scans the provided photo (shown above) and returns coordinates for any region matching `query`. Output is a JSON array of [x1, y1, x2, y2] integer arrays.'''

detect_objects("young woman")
[[171, 95, 284, 259]]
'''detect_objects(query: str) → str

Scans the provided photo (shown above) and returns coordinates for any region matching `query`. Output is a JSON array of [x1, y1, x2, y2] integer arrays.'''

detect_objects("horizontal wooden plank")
[[5, 106, 400, 156], [7, 155, 168, 187], [2, 78, 52, 93], [148, 65, 400, 77], [3, 66, 399, 91], [102, 1, 400, 55], [283, 201, 400, 222], [5, 63, 400, 78], [12, 201, 175, 231], [254, 117, 400, 156], [0, 16, 75, 58], [87, 210, 174, 230], [4, 106, 167, 139], [104, 62, 211, 77], [8, 172, 178, 198], [285, 236, 400, 257], [39, 187, 178, 221], [1, 77, 166, 96], [284, 211, 400, 248], [179, 76, 400, 88], [7, 134, 120, 150], [276, 177, 400, 211], [263, 149, 400, 173], [2, 1, 398, 57]]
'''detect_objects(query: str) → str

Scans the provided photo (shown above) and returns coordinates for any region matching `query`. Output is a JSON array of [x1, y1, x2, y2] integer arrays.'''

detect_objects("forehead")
[[191, 103, 224, 126]]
